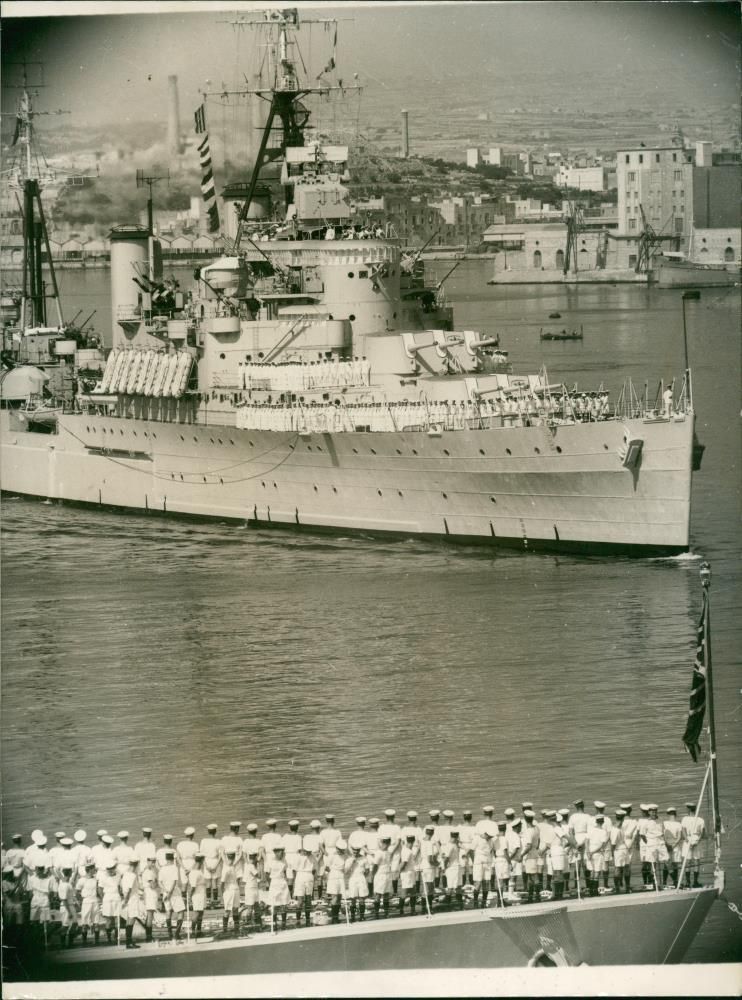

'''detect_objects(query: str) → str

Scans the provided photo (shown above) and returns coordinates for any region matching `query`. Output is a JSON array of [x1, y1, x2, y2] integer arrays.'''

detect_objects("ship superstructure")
[[1, 9, 700, 554]]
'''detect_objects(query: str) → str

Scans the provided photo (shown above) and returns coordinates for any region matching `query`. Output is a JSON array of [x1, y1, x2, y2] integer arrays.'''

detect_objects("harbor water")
[[1, 262, 740, 963]]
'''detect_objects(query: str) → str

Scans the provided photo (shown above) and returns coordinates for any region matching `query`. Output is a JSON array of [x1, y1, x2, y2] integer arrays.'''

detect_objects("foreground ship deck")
[[25, 887, 717, 980]]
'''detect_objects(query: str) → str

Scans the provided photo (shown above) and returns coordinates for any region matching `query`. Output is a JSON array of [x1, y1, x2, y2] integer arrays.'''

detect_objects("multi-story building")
[[556, 164, 606, 192], [616, 141, 695, 243]]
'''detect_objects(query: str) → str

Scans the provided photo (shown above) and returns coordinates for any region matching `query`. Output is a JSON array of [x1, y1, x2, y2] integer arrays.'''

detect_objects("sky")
[[2, 2, 740, 131]]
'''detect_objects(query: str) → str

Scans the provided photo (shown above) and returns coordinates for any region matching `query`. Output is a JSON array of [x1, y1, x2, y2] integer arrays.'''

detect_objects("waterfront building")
[[616, 140, 694, 244], [556, 164, 606, 192]]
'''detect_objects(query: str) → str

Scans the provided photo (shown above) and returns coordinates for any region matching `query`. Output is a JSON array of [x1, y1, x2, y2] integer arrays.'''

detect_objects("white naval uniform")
[[378, 822, 402, 876], [325, 853, 349, 897], [243, 861, 261, 906], [29, 873, 56, 922], [493, 833, 511, 882], [267, 858, 291, 907], [458, 823, 476, 877], [620, 817, 638, 865], [72, 843, 94, 877], [57, 878, 79, 927], [91, 843, 113, 873], [160, 863, 185, 914], [292, 855, 315, 899], [112, 842, 136, 876], [24, 844, 51, 873], [282, 833, 303, 880], [419, 838, 439, 883], [5, 847, 25, 871], [663, 819, 683, 863], [78, 873, 101, 926], [681, 815, 706, 861], [472, 835, 493, 884], [372, 847, 393, 895], [637, 816, 651, 863], [134, 839, 156, 870], [188, 868, 207, 912], [520, 825, 540, 875], [346, 855, 369, 899], [644, 819, 669, 864], [200, 835, 222, 883], [348, 829, 368, 854], [440, 842, 465, 889], [242, 836, 265, 878], [399, 844, 420, 891], [303, 833, 323, 879], [140, 865, 159, 911], [549, 827, 568, 875], [567, 812, 590, 859], [539, 823, 556, 875], [610, 823, 629, 868], [505, 828, 522, 877], [585, 827, 609, 873], [220, 834, 243, 875], [121, 870, 143, 921], [220, 861, 241, 911], [176, 839, 199, 876], [99, 870, 121, 919]]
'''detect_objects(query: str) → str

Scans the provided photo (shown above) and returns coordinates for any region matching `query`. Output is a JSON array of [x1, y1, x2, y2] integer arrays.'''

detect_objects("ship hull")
[[654, 261, 739, 288], [1, 409, 694, 554], [25, 888, 717, 981]]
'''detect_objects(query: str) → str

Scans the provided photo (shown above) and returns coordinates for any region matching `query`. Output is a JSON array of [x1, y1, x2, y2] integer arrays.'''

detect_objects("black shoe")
[[126, 942, 140, 950]]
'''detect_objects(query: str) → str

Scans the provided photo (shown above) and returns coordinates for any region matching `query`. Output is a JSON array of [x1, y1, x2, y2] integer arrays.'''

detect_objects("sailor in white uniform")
[[475, 806, 495, 838], [440, 829, 467, 909], [419, 826, 439, 907], [379, 809, 402, 894], [303, 820, 323, 898], [5, 835, 25, 874], [642, 804, 667, 889], [371, 835, 394, 919], [293, 842, 315, 926], [326, 839, 349, 924], [637, 804, 652, 886], [72, 830, 93, 877], [266, 845, 291, 931], [243, 847, 263, 927], [28, 864, 56, 948], [156, 834, 176, 871], [537, 811, 556, 894], [200, 823, 221, 908], [567, 799, 590, 892], [610, 810, 628, 893], [140, 856, 159, 941], [459, 811, 476, 885], [187, 854, 207, 938], [221, 822, 244, 881], [160, 849, 186, 940], [319, 814, 341, 897], [120, 857, 142, 950], [57, 866, 80, 948], [99, 860, 122, 944], [681, 802, 706, 888], [402, 810, 423, 846], [283, 820, 302, 895], [113, 831, 136, 877], [663, 807, 683, 888], [348, 817, 369, 856], [133, 828, 155, 875], [520, 810, 541, 903], [472, 825, 494, 908], [398, 834, 421, 915], [585, 815, 609, 896], [90, 831, 110, 873], [177, 827, 199, 881], [95, 835, 116, 875], [78, 861, 101, 945], [493, 820, 512, 898], [261, 819, 283, 869], [347, 845, 369, 922], [618, 803, 637, 892], [220, 851, 241, 935]]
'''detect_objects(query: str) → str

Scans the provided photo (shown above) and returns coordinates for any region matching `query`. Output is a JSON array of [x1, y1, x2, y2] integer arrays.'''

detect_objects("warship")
[[1, 9, 701, 555]]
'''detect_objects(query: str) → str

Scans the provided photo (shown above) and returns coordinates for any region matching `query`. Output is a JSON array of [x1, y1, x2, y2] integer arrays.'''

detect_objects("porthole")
[[86, 425, 89, 432], [193, 436, 198, 443], [490, 496, 496, 504], [249, 441, 254, 447], [442, 492, 448, 499], [202, 476, 207, 483], [180, 474, 184, 481], [261, 481, 266, 488], [171, 473, 174, 480], [370, 448, 376, 455], [307, 445, 312, 451], [102, 428, 106, 435], [218, 438, 223, 445], [398, 490, 403, 497], [332, 486, 338, 493], [316, 445, 323, 453], [313, 485, 318, 492], [352, 448, 358, 454], [348, 271, 355, 278], [603, 444, 609, 450], [219, 353, 226, 360], [180, 434, 184, 441], [273, 482, 277, 489], [534, 447, 540, 454], [443, 449, 450, 456], [556, 445, 562, 454], [210, 438, 215, 444], [152, 433, 156, 440], [479, 448, 485, 455], [349, 314, 356, 321], [229, 440, 235, 446], [120, 429, 124, 436], [396, 448, 402, 455], [133, 431, 137, 437], [505, 448, 512, 456], [377, 489, 383, 496], [219, 478, 223, 485], [412, 448, 418, 455]]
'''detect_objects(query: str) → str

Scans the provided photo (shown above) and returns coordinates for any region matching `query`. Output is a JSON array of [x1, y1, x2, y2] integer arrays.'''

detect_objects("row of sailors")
[[238, 359, 372, 392], [3, 802, 706, 940], [232, 393, 612, 435]]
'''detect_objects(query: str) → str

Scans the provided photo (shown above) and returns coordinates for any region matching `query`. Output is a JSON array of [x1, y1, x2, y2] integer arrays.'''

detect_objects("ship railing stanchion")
[[186, 888, 191, 944], [493, 865, 505, 909], [575, 858, 581, 901], [343, 889, 350, 927], [270, 901, 275, 935], [422, 877, 432, 919], [652, 859, 660, 894]]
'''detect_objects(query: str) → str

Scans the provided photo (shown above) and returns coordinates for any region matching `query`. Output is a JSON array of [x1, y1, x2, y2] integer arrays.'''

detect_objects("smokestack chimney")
[[167, 75, 181, 157], [401, 109, 409, 159]]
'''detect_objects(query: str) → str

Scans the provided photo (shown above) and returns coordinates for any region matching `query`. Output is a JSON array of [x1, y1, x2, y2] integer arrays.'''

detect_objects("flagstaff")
[[699, 561, 723, 871]]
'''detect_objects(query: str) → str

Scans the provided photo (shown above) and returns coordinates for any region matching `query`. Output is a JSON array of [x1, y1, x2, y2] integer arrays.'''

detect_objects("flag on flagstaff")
[[193, 104, 219, 233], [682, 592, 708, 762]]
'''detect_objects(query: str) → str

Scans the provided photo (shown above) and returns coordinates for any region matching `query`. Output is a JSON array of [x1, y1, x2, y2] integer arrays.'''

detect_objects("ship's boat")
[[0, 8, 701, 556]]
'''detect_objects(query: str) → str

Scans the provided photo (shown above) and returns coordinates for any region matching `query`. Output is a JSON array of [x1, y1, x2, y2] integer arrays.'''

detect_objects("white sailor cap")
[[184, 827, 195, 836], [521, 802, 533, 810], [96, 829, 107, 838], [504, 808, 515, 817], [165, 849, 175, 858], [594, 801, 606, 810], [574, 798, 584, 807], [368, 818, 380, 826], [511, 817, 522, 826], [619, 803, 632, 811], [558, 808, 570, 817], [31, 829, 44, 844], [424, 825, 435, 833], [74, 830, 87, 843], [102, 835, 114, 845], [615, 809, 626, 817], [37, 835, 48, 846], [463, 809, 473, 817], [207, 823, 218, 832], [247, 823, 258, 833], [639, 804, 650, 811], [229, 821, 241, 828], [266, 818, 277, 827], [685, 802, 696, 810], [11, 834, 22, 842], [336, 839, 347, 850], [194, 852, 205, 861], [523, 809, 535, 820], [163, 833, 173, 841], [142, 827, 153, 835], [117, 831, 129, 839], [429, 809, 440, 817], [324, 814, 335, 821], [443, 809, 455, 818], [406, 811, 417, 819], [595, 815, 605, 823], [483, 806, 494, 814], [2, 867, 14, 876], [497, 820, 507, 829], [647, 803, 658, 811], [310, 819, 322, 829], [384, 808, 396, 817], [272, 843, 285, 851], [288, 819, 299, 828], [666, 807, 677, 814], [544, 810, 556, 818], [60, 837, 73, 847], [356, 816, 367, 824], [55, 831, 66, 840], [105, 860, 117, 869]]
